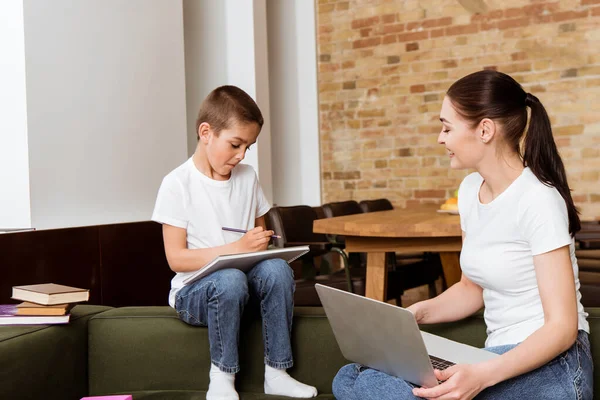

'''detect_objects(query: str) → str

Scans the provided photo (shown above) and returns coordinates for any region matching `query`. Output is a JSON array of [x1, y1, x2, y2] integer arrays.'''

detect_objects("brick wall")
[[316, 0, 600, 219]]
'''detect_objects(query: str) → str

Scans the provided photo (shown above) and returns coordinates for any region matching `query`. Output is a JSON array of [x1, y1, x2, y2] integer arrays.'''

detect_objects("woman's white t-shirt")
[[151, 159, 271, 307], [458, 167, 589, 347]]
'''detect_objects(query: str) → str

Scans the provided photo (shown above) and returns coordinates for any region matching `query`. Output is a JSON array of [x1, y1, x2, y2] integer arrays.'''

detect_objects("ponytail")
[[523, 93, 581, 236]]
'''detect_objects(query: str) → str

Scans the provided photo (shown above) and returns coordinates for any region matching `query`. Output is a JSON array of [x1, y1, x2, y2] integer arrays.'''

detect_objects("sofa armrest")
[[0, 305, 111, 400]]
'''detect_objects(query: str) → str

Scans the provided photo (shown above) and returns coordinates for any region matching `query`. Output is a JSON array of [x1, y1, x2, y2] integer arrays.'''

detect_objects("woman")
[[332, 70, 593, 399]]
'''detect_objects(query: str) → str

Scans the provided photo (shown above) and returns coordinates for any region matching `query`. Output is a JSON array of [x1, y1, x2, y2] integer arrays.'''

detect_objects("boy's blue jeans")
[[333, 330, 593, 400], [175, 258, 295, 374]]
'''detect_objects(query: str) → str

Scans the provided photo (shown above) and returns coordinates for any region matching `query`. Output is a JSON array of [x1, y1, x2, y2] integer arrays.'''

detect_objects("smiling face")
[[198, 121, 260, 180], [438, 96, 485, 170]]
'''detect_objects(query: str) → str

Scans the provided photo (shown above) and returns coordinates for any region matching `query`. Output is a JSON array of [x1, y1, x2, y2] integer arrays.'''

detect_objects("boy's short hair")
[[196, 85, 264, 139]]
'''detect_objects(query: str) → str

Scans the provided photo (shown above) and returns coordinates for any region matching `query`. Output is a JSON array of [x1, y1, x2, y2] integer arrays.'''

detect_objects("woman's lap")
[[333, 331, 593, 400]]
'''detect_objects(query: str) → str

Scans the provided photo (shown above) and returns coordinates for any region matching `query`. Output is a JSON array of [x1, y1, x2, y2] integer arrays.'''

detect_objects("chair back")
[[359, 198, 393, 213], [313, 206, 326, 220], [265, 206, 328, 248], [322, 200, 362, 218]]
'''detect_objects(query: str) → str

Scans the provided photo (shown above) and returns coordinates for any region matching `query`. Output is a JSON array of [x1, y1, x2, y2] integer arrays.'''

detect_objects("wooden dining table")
[[313, 205, 463, 301]]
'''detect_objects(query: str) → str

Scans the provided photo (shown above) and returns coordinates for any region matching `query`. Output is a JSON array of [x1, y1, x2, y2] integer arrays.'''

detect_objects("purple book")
[[0, 304, 70, 325], [80, 396, 133, 400]]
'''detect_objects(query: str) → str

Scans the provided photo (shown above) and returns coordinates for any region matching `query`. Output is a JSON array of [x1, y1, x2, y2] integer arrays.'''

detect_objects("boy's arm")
[[162, 223, 275, 273]]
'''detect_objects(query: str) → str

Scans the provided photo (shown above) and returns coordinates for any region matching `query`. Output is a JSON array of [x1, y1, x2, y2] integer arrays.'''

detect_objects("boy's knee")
[[256, 259, 295, 289], [210, 269, 249, 302]]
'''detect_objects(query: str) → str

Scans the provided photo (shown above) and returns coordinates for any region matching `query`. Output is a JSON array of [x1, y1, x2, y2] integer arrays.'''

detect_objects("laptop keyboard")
[[429, 355, 455, 371]]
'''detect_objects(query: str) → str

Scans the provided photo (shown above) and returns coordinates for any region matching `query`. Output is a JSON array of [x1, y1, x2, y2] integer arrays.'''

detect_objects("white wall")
[[0, 1, 31, 229], [267, 0, 321, 206], [23, 0, 188, 229], [0, 0, 321, 230]]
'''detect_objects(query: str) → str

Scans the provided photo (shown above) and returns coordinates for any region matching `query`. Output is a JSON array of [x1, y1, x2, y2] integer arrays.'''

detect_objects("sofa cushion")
[[0, 305, 112, 400], [88, 306, 344, 398]]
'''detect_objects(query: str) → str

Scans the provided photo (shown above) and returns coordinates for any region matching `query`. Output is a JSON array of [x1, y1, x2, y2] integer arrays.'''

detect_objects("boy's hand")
[[235, 226, 274, 253]]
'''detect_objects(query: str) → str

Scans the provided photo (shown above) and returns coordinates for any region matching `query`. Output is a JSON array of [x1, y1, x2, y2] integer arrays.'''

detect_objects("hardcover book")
[[12, 283, 89, 305], [15, 301, 74, 316]]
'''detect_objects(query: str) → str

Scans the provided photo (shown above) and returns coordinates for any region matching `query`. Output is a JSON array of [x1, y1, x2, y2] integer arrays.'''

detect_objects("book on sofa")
[[0, 304, 70, 325], [12, 283, 89, 305], [16, 301, 74, 316], [182, 245, 310, 285]]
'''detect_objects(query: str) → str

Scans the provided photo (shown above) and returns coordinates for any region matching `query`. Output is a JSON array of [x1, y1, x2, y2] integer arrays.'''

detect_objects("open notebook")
[[182, 245, 310, 285]]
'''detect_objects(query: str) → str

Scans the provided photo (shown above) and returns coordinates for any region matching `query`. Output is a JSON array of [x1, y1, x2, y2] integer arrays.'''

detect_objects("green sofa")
[[2, 305, 599, 399]]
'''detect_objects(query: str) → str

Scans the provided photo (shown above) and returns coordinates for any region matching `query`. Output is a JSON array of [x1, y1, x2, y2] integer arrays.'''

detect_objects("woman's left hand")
[[412, 364, 489, 400]]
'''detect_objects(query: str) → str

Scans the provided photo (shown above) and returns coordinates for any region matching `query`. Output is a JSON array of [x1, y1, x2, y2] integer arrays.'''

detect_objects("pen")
[[222, 227, 281, 239]]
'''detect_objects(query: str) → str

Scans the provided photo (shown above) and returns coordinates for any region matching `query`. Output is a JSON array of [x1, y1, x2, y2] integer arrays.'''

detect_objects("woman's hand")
[[412, 364, 491, 400], [234, 226, 274, 253]]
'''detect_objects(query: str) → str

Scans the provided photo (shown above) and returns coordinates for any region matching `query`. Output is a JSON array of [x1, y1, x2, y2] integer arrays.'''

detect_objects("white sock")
[[207, 363, 239, 400], [264, 364, 318, 398]]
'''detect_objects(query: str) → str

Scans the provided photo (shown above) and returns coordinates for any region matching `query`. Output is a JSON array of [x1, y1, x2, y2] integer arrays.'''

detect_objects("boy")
[[152, 86, 317, 400]]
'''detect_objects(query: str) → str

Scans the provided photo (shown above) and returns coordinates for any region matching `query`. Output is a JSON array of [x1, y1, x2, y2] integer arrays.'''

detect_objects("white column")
[[0, 0, 31, 229], [267, 0, 321, 206], [184, 0, 274, 202], [223, 0, 273, 202], [182, 0, 228, 156]]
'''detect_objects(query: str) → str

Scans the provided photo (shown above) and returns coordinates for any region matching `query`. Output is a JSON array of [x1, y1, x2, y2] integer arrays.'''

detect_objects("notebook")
[[182, 246, 310, 285], [12, 283, 89, 305]]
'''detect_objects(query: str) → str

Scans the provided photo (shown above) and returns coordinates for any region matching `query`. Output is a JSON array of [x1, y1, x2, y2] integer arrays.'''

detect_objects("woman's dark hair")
[[446, 70, 580, 236], [196, 85, 264, 138]]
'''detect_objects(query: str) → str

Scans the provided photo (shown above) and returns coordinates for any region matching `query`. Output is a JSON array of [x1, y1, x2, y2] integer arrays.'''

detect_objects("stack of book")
[[0, 283, 89, 325]]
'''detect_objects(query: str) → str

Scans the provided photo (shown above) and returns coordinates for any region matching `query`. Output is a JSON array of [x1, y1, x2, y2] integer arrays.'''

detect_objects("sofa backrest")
[[0, 221, 173, 307]]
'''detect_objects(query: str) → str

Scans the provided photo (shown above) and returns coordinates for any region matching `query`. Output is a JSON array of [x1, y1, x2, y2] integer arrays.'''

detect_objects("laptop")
[[315, 284, 498, 388]]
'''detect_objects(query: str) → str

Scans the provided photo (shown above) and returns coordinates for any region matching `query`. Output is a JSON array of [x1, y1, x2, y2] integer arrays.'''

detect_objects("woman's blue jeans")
[[175, 258, 295, 373], [332, 330, 593, 400]]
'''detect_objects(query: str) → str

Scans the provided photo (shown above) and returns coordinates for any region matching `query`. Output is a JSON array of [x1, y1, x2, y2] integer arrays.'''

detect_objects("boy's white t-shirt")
[[151, 158, 271, 307], [458, 167, 589, 348]]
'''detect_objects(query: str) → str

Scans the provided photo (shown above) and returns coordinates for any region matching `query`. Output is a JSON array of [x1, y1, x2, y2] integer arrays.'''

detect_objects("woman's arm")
[[407, 232, 484, 324], [413, 245, 578, 399], [408, 273, 484, 324], [162, 219, 274, 273], [477, 244, 578, 386]]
